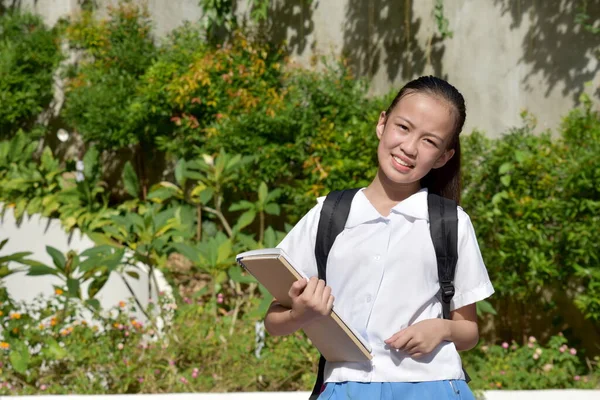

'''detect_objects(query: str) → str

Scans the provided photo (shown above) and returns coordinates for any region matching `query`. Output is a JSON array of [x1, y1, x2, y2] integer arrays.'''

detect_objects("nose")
[[400, 136, 418, 158]]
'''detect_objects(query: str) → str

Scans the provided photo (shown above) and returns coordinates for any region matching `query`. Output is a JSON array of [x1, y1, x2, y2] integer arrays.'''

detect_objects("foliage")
[[0, 11, 63, 138], [462, 100, 600, 325], [62, 2, 157, 149], [433, 0, 453, 40], [464, 335, 600, 390]]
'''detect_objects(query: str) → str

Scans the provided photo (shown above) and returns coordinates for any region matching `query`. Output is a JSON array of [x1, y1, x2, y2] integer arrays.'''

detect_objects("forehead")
[[390, 92, 456, 138]]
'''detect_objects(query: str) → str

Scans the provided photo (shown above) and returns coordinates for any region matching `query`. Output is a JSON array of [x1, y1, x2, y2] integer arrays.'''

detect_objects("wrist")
[[440, 318, 453, 342]]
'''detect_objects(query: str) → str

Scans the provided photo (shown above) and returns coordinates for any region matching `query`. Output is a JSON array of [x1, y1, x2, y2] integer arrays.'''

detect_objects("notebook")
[[236, 248, 372, 362]]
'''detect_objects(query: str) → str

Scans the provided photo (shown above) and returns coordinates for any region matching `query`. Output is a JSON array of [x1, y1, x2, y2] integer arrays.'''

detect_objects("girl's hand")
[[384, 319, 449, 359], [288, 276, 334, 327]]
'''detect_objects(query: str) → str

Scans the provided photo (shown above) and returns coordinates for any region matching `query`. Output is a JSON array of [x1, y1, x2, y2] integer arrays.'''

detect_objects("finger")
[[321, 285, 332, 304], [326, 294, 335, 312], [411, 352, 424, 359], [302, 276, 319, 298], [385, 329, 407, 345], [390, 332, 413, 350], [288, 278, 307, 299], [313, 279, 326, 300]]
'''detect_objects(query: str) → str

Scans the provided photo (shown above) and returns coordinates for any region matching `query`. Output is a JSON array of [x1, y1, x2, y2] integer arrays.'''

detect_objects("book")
[[236, 248, 373, 363]]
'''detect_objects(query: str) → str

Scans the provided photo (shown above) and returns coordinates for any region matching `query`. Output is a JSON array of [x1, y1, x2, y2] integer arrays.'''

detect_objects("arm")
[[264, 277, 335, 337], [445, 303, 479, 351]]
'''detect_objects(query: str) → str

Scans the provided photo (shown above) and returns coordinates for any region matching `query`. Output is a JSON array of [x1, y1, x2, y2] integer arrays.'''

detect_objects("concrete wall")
[[8, 0, 599, 138], [0, 206, 171, 323]]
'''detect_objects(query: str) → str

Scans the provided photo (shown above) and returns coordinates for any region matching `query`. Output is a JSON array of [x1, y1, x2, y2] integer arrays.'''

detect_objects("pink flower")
[[117, 343, 124, 350], [154, 369, 161, 375], [559, 345, 566, 353], [574, 375, 581, 381], [217, 293, 224, 304], [570, 348, 577, 355], [528, 336, 536, 343], [169, 360, 175, 366], [192, 371, 198, 378], [125, 331, 130, 337], [528, 342, 534, 348], [180, 377, 189, 384], [184, 297, 192, 304], [138, 377, 144, 383], [500, 370, 506, 375], [502, 342, 509, 349], [533, 353, 539, 360], [40, 384, 47, 390]]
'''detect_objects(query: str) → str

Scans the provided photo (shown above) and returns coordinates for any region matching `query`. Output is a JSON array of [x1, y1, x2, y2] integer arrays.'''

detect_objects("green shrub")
[[464, 335, 600, 390], [462, 101, 600, 327], [0, 11, 63, 138]]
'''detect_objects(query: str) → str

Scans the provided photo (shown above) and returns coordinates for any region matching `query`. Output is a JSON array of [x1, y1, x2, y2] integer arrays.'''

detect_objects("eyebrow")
[[395, 116, 445, 142]]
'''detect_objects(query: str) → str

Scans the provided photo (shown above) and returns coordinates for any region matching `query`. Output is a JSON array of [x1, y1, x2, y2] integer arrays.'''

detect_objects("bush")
[[0, 11, 63, 138]]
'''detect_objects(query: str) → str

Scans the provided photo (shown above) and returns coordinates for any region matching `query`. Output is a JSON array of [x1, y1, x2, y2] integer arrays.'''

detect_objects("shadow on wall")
[[493, 0, 600, 101], [267, 0, 315, 56], [342, 0, 444, 82]]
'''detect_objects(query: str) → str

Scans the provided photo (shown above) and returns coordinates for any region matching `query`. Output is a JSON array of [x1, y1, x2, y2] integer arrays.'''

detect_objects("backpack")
[[309, 188, 468, 400]]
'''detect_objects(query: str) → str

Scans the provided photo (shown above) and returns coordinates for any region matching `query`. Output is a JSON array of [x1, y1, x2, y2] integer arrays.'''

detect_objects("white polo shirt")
[[277, 188, 494, 383]]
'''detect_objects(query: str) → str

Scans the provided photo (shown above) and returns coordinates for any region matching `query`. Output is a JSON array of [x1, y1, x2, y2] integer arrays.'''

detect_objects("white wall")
[[10, 0, 600, 138], [0, 206, 171, 322]]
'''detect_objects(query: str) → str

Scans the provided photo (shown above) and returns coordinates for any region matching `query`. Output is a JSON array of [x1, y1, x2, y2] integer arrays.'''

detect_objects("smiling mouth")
[[392, 155, 414, 168]]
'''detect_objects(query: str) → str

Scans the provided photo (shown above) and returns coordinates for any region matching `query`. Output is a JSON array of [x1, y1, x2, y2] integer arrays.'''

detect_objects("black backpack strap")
[[427, 193, 458, 320], [427, 193, 471, 382], [309, 188, 360, 400]]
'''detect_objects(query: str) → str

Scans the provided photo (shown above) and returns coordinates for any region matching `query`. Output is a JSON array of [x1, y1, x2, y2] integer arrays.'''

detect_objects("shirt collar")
[[345, 188, 429, 229]]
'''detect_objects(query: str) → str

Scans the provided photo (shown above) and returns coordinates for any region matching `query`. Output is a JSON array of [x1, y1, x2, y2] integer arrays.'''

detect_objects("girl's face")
[[376, 92, 456, 190]]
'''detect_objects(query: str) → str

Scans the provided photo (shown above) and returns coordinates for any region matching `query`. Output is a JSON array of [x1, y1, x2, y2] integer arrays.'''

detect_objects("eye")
[[397, 124, 409, 131], [424, 138, 438, 147]]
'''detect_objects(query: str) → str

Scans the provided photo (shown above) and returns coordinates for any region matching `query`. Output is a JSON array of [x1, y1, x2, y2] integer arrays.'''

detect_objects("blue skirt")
[[318, 380, 474, 400]]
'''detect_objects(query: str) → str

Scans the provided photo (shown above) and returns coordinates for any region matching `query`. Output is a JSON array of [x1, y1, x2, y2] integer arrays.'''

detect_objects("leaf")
[[46, 246, 66, 271], [67, 278, 81, 298], [172, 242, 201, 264], [264, 203, 280, 216], [122, 161, 140, 198], [0, 238, 8, 251], [498, 162, 513, 175], [233, 210, 256, 233], [83, 146, 100, 179], [9, 341, 30, 374], [0, 265, 14, 278], [88, 275, 109, 298], [85, 298, 101, 310], [199, 187, 214, 204], [43, 338, 67, 361], [80, 245, 114, 258], [126, 270, 140, 279], [175, 159, 186, 186], [262, 227, 276, 248], [476, 300, 497, 316], [228, 266, 256, 284], [216, 239, 232, 265], [229, 200, 254, 212], [258, 182, 268, 204], [147, 186, 180, 202], [500, 175, 511, 187], [514, 150, 527, 163], [0, 251, 32, 264], [26, 264, 58, 276]]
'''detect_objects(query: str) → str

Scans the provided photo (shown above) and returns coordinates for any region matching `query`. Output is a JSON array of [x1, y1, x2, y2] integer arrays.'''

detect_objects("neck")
[[364, 168, 421, 207]]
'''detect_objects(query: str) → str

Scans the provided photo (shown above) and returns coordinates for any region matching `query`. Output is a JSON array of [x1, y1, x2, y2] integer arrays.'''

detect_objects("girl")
[[265, 76, 494, 400]]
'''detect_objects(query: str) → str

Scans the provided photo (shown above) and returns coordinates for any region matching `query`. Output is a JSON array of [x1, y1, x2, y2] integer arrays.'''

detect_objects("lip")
[[392, 153, 415, 167]]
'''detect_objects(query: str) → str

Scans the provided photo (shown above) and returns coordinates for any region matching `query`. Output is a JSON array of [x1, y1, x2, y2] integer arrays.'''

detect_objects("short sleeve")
[[276, 198, 324, 279], [451, 208, 495, 311]]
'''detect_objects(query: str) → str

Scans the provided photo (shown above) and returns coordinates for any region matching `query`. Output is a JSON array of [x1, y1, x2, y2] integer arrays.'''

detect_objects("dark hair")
[[384, 75, 466, 203]]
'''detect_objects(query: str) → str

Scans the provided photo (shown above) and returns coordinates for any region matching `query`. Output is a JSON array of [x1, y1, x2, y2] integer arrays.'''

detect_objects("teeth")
[[393, 155, 412, 167]]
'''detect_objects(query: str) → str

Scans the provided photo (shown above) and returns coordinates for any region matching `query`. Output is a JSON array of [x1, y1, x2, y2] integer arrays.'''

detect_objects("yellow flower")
[[55, 288, 64, 296], [119, 301, 126, 308], [50, 317, 57, 327], [0, 342, 9, 349], [12, 327, 18, 334], [10, 313, 20, 319], [0, 311, 3, 316]]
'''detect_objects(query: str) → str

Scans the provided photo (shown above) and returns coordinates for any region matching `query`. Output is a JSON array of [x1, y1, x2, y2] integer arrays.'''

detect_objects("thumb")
[[288, 278, 308, 299]]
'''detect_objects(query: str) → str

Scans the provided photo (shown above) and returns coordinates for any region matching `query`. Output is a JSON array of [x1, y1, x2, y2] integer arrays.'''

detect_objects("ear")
[[433, 148, 455, 169], [376, 111, 386, 140]]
